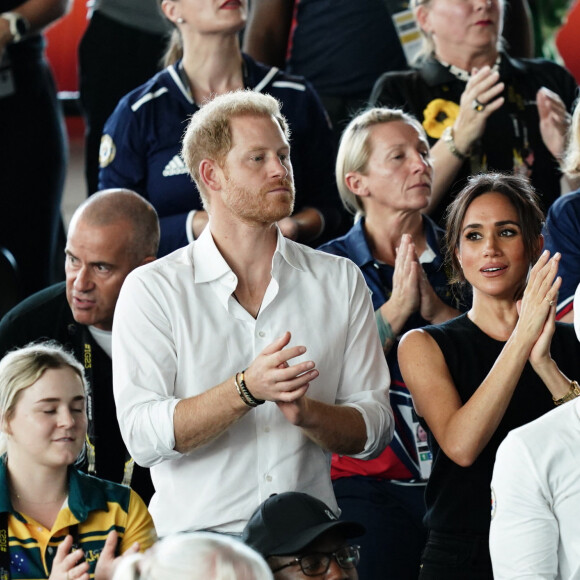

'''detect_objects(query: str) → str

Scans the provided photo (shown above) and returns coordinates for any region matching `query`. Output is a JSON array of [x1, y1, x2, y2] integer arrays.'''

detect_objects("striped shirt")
[[0, 463, 156, 579]]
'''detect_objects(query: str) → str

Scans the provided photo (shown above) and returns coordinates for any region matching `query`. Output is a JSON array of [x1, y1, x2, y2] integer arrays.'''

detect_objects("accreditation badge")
[[413, 418, 433, 480], [392, 9, 422, 65]]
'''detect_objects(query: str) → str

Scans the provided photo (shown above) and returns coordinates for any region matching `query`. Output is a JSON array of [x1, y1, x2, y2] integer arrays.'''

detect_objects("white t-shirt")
[[490, 398, 580, 579], [88, 325, 112, 358]]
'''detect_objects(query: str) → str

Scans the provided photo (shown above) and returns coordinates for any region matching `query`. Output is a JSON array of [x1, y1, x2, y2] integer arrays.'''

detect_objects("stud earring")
[[177, 17, 185, 23]]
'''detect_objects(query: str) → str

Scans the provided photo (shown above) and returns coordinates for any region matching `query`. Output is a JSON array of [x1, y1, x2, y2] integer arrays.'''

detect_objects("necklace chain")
[[438, 54, 502, 82]]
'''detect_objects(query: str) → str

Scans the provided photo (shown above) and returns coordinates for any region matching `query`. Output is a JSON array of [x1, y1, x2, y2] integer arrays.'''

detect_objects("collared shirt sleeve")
[[120, 490, 157, 552], [489, 432, 558, 579], [112, 265, 182, 467], [333, 260, 394, 459]]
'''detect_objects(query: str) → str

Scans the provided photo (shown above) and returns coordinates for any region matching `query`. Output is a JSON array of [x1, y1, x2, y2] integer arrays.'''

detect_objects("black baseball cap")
[[242, 492, 365, 557]]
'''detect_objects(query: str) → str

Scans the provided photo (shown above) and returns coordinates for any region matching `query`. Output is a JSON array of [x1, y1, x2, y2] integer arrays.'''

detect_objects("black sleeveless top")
[[422, 313, 580, 534]]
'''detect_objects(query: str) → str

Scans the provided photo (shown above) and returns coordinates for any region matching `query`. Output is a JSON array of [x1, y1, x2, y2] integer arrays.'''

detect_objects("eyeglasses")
[[271, 545, 360, 577]]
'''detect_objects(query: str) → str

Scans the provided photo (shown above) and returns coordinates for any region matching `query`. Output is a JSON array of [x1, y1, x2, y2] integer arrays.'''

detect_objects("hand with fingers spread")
[[453, 66, 505, 155], [48, 535, 89, 580], [243, 331, 318, 404], [537, 87, 572, 160]]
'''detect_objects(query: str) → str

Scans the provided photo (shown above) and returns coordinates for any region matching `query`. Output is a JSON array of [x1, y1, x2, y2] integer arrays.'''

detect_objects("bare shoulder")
[[399, 327, 441, 358], [398, 327, 459, 419]]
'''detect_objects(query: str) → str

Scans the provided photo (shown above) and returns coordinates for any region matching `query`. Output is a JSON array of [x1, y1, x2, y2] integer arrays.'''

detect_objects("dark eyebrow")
[[462, 220, 520, 234], [64, 251, 114, 269]]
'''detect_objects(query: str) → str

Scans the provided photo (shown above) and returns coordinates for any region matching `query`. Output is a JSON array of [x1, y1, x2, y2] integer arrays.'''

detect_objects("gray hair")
[[112, 532, 274, 580], [70, 189, 160, 260]]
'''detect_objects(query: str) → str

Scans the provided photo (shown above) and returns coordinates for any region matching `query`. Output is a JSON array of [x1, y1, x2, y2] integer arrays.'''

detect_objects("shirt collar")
[[192, 226, 234, 285], [0, 461, 109, 523], [193, 226, 303, 279], [0, 459, 14, 516], [419, 51, 509, 87], [332, 216, 444, 268], [273, 228, 305, 273], [337, 218, 375, 268]]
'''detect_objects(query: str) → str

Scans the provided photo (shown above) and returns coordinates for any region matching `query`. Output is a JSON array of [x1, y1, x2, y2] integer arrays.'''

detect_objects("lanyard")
[[82, 335, 134, 487], [0, 512, 78, 580]]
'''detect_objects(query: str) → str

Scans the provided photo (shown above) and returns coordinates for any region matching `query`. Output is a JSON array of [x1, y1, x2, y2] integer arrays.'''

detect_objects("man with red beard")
[[112, 90, 393, 536]]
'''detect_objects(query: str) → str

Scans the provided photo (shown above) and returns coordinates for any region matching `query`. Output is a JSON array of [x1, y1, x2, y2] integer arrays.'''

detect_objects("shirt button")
[[47, 547, 54, 555], [265, 475, 272, 482], [258, 331, 266, 338]]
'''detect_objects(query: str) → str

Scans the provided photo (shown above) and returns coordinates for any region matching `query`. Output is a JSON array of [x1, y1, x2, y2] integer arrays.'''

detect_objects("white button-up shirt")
[[112, 227, 393, 535]]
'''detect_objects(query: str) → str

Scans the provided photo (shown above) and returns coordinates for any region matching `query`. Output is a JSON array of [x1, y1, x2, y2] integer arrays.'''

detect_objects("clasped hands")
[[48, 531, 140, 580], [242, 331, 319, 425], [387, 233, 446, 325]]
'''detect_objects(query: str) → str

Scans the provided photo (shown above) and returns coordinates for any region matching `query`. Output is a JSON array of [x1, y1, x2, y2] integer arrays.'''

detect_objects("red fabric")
[[556, 300, 574, 321], [556, 1, 580, 85], [331, 446, 413, 481], [286, 0, 300, 61]]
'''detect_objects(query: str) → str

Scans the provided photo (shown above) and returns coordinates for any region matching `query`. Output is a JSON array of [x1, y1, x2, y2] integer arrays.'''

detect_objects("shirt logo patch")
[[163, 155, 189, 177], [99, 134, 116, 168]]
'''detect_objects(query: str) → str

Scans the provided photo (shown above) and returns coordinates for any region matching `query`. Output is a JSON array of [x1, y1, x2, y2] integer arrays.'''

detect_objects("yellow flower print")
[[422, 99, 460, 139]]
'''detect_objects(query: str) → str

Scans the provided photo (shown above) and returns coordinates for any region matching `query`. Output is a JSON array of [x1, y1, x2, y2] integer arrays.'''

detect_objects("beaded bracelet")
[[235, 370, 265, 407], [239, 370, 265, 406], [235, 373, 254, 407], [553, 380, 580, 406]]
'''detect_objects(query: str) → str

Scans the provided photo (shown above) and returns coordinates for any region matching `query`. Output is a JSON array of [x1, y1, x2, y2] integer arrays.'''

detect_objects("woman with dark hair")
[[0, 342, 156, 579], [98, 0, 341, 256], [398, 172, 580, 579]]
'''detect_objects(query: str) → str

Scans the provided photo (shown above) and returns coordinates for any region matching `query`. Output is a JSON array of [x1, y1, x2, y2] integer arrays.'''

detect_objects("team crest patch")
[[99, 134, 116, 168], [490, 487, 496, 520]]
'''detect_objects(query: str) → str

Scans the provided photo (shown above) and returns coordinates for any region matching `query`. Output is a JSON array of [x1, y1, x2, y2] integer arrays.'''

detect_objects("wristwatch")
[[1, 12, 30, 43], [441, 126, 468, 160]]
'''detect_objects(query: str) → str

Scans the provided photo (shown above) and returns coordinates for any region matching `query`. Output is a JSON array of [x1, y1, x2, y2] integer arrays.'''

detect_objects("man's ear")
[[199, 159, 223, 192], [345, 172, 370, 199], [140, 256, 156, 266]]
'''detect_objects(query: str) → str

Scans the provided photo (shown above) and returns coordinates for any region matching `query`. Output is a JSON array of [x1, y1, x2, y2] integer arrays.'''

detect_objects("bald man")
[[0, 189, 159, 502]]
